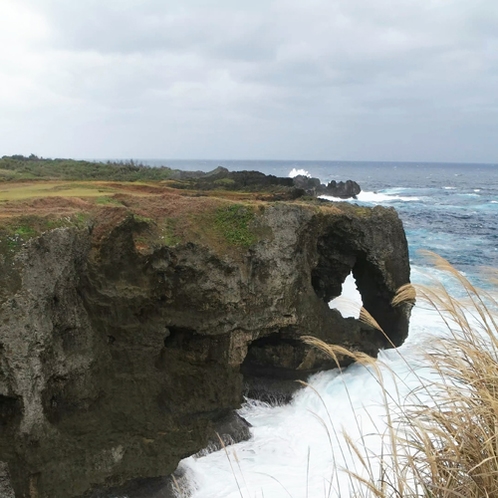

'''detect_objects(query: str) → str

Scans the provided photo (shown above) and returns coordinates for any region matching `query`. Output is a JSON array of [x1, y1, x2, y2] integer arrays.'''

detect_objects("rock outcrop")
[[166, 168, 361, 200], [0, 200, 410, 497], [167, 168, 300, 199], [293, 175, 361, 199]]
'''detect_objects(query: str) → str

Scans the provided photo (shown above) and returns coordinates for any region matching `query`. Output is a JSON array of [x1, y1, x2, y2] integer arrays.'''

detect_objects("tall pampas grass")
[[304, 252, 498, 497]]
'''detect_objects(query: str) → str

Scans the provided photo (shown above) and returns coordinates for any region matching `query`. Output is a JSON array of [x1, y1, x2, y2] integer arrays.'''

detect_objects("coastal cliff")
[[0, 190, 411, 497]]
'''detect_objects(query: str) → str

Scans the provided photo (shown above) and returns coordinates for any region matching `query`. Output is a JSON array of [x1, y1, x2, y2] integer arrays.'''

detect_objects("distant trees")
[[0, 155, 174, 182]]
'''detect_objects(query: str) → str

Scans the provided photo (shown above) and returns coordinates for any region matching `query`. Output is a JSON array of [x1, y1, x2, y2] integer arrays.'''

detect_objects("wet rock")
[[86, 464, 192, 498], [292, 175, 361, 199], [196, 412, 252, 456], [323, 179, 361, 199]]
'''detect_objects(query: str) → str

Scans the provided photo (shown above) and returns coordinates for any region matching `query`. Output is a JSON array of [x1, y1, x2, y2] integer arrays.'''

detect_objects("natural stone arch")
[[310, 210, 411, 348]]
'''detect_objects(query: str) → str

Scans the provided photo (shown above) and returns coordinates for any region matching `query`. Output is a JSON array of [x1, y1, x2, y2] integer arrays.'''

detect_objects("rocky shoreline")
[[0, 173, 410, 497], [167, 167, 362, 200]]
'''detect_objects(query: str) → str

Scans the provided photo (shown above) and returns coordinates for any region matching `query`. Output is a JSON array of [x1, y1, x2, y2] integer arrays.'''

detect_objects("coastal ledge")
[[0, 180, 410, 497]]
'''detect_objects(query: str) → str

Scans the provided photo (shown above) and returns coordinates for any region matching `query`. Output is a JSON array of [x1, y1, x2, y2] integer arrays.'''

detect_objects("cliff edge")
[[0, 186, 411, 497]]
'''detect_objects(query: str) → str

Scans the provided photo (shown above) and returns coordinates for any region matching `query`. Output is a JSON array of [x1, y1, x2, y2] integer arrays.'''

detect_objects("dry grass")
[[0, 180, 328, 259], [0, 181, 116, 201], [304, 252, 498, 497], [0, 179, 368, 264]]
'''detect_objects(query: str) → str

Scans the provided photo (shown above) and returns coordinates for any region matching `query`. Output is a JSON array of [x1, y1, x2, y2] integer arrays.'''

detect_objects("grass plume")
[[306, 253, 498, 497]]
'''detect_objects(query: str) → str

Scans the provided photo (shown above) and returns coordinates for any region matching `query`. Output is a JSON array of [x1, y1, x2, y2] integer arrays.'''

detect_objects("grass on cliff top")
[[0, 180, 169, 202], [158, 202, 263, 255], [0, 213, 90, 253], [0, 170, 361, 259], [0, 178, 268, 255], [213, 204, 257, 248], [0, 181, 111, 201]]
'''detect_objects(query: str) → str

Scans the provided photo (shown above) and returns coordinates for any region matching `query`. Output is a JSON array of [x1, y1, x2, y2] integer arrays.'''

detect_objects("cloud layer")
[[1, 0, 497, 161]]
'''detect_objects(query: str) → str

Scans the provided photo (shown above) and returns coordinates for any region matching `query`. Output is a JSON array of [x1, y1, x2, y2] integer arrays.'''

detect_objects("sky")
[[1, 0, 497, 162]]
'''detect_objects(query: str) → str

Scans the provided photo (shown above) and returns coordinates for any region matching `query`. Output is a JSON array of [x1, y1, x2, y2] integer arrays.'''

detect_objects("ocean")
[[143, 160, 498, 497]]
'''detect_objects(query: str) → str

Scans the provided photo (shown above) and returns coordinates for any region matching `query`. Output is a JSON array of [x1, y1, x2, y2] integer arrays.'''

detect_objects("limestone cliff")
[[0, 199, 411, 497]]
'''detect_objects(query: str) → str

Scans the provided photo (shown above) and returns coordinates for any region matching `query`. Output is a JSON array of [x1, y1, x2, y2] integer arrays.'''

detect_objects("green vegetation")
[[214, 204, 256, 248], [0, 154, 173, 182], [0, 213, 90, 253], [161, 218, 181, 246], [213, 178, 236, 187], [132, 214, 154, 225], [94, 196, 123, 206], [5, 225, 38, 251], [0, 182, 117, 201]]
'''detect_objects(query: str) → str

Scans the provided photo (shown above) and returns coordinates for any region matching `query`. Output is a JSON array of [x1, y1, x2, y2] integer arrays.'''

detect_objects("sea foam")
[[288, 168, 311, 178], [320, 190, 420, 203], [181, 268, 453, 498]]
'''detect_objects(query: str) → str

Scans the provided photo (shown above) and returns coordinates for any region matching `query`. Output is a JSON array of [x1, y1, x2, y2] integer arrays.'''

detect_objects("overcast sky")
[[1, 0, 497, 162]]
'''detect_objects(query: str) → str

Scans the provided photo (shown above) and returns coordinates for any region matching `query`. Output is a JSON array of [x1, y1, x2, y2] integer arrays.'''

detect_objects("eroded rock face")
[[0, 202, 411, 497]]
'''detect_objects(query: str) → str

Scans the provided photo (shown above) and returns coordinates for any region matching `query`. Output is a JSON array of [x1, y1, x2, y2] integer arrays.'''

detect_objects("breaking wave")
[[320, 190, 420, 204], [288, 168, 311, 178]]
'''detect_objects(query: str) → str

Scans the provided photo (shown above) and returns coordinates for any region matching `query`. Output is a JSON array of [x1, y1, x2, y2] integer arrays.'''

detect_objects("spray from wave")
[[288, 168, 311, 178]]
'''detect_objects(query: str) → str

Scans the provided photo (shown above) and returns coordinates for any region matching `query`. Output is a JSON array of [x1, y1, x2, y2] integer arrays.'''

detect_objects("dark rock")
[[86, 464, 192, 498], [292, 175, 361, 199], [166, 168, 361, 200], [212, 412, 251, 448], [168, 169, 294, 193], [0, 202, 410, 497], [86, 413, 252, 497], [243, 376, 302, 405], [292, 175, 322, 193], [323, 179, 361, 199], [204, 166, 230, 177], [0, 462, 14, 498], [196, 412, 252, 456]]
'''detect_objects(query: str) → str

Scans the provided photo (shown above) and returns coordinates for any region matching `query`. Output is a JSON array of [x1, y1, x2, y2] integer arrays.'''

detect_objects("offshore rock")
[[323, 179, 361, 199], [167, 168, 361, 200], [293, 175, 361, 199], [167, 168, 301, 200], [0, 201, 410, 497]]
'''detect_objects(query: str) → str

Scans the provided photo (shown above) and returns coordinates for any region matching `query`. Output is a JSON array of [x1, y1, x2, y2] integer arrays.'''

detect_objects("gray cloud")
[[1, 0, 498, 161]]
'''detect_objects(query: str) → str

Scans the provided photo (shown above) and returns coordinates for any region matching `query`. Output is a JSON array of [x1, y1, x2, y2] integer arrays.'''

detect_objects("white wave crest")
[[357, 191, 420, 203], [288, 168, 311, 178], [320, 190, 420, 204]]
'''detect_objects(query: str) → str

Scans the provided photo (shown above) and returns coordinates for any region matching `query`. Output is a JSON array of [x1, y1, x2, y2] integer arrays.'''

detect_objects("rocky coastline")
[[0, 171, 410, 497], [167, 167, 362, 200]]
